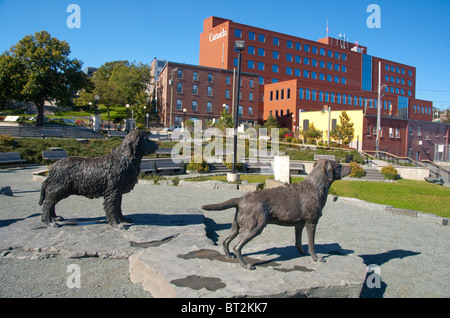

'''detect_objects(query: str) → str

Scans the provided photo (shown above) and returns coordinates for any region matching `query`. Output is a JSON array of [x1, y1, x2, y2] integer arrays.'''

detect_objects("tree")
[[0, 31, 91, 126], [301, 122, 322, 143], [218, 108, 234, 128], [75, 60, 152, 124], [263, 115, 279, 129], [331, 111, 354, 145]]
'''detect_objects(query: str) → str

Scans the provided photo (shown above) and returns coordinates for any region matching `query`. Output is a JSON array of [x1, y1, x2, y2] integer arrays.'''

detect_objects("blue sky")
[[0, 0, 449, 110]]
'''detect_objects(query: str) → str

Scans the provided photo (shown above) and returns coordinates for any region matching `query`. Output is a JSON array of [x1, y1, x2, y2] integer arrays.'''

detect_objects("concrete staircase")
[[361, 166, 385, 181]]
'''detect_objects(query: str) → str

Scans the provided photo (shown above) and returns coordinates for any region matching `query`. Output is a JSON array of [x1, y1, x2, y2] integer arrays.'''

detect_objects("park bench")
[[245, 160, 272, 173], [155, 148, 173, 158], [40, 128, 64, 139], [0, 152, 26, 166], [313, 154, 336, 161], [290, 161, 306, 174], [108, 130, 128, 138], [156, 160, 184, 174], [140, 160, 156, 174], [42, 149, 68, 161]]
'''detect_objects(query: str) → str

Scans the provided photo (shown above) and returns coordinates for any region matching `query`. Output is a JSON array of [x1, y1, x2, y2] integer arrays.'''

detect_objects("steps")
[[207, 162, 229, 173], [360, 167, 385, 181]]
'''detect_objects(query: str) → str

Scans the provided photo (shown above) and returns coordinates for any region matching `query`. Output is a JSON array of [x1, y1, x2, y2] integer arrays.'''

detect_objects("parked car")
[[163, 125, 182, 132]]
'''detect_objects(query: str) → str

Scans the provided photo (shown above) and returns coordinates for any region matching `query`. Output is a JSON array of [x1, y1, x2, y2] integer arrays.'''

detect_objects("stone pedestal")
[[227, 173, 240, 183], [125, 118, 136, 131], [273, 156, 290, 183], [92, 115, 102, 132]]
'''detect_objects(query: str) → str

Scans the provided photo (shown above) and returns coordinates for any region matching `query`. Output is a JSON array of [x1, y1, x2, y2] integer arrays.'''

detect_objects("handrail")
[[361, 149, 422, 167]]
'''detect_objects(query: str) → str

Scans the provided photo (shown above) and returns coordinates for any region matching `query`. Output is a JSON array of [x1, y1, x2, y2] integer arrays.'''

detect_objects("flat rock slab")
[[129, 236, 367, 298], [0, 208, 208, 259]]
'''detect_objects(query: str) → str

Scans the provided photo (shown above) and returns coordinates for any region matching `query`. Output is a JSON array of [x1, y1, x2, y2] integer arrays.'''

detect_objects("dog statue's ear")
[[322, 160, 334, 182]]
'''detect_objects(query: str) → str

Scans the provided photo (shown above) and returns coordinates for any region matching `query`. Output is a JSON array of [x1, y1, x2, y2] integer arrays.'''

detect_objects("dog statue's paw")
[[47, 222, 59, 228], [52, 216, 65, 222], [120, 217, 134, 224], [245, 264, 256, 270], [113, 223, 127, 230]]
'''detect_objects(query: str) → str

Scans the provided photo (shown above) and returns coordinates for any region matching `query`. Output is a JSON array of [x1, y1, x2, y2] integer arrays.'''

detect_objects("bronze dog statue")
[[202, 160, 351, 270]]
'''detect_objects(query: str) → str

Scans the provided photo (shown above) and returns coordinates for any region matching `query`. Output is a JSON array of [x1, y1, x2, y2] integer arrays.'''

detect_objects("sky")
[[0, 0, 449, 110]]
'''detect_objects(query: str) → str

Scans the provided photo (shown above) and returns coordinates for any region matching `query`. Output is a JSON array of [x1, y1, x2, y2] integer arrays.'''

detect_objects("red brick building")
[[199, 16, 449, 161], [155, 62, 259, 128]]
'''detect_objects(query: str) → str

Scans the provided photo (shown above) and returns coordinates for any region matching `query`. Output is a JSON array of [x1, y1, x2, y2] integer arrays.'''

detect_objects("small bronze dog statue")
[[39, 130, 158, 229], [202, 160, 351, 270]]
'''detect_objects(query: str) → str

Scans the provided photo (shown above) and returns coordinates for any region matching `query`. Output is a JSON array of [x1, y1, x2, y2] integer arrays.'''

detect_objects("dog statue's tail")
[[201, 198, 240, 211], [39, 179, 48, 206]]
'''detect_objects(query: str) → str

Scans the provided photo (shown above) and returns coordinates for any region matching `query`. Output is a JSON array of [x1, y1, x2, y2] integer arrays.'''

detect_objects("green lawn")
[[185, 175, 450, 218]]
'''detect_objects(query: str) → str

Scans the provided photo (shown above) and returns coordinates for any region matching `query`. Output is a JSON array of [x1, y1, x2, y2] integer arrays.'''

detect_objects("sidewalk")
[[0, 166, 449, 297]]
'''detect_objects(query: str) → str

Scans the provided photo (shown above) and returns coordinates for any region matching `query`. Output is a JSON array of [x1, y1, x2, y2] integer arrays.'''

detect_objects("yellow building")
[[299, 108, 364, 150]]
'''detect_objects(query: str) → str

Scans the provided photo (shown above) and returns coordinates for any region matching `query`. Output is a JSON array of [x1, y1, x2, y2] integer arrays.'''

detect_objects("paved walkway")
[[0, 166, 449, 298]]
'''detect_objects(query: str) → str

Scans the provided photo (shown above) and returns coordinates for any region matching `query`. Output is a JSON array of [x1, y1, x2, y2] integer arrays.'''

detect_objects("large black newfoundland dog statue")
[[39, 130, 158, 229]]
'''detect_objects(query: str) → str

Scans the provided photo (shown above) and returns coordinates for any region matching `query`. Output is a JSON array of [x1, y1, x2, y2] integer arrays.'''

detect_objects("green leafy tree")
[[0, 31, 91, 126], [301, 122, 322, 143], [218, 108, 234, 128], [263, 115, 279, 129], [76, 60, 152, 124], [331, 111, 354, 145]]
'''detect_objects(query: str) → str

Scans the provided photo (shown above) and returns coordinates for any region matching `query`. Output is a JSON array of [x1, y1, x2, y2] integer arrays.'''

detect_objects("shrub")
[[186, 156, 209, 172], [0, 135, 14, 146], [381, 164, 399, 180], [348, 161, 365, 178]]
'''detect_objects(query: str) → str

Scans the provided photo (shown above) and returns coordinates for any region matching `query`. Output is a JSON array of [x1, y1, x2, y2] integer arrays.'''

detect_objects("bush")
[[0, 135, 14, 146], [348, 161, 365, 178], [186, 156, 209, 172], [381, 165, 399, 180]]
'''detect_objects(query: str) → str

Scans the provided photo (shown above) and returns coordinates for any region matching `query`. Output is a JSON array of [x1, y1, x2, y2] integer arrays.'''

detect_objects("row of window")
[[245, 51, 348, 73], [385, 64, 413, 77], [175, 69, 256, 88], [234, 28, 347, 61], [244, 60, 347, 84], [385, 75, 413, 86], [413, 104, 432, 115], [175, 99, 254, 116], [177, 83, 255, 101], [298, 88, 378, 107]]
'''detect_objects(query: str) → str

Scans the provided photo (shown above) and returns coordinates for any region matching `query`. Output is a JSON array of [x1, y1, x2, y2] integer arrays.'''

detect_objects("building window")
[[319, 91, 323, 101], [299, 88, 303, 99], [395, 128, 400, 139], [409, 125, 413, 135], [258, 48, 265, 56], [225, 89, 230, 99], [249, 32, 255, 40], [295, 42, 301, 50], [249, 92, 253, 101], [311, 71, 317, 79], [303, 57, 309, 65], [177, 82, 183, 93], [286, 54, 293, 62], [257, 62, 264, 71], [305, 89, 310, 100], [287, 88, 291, 99], [207, 101, 212, 112], [389, 128, 394, 138], [304, 44, 309, 52], [270, 91, 273, 101], [238, 106, 243, 117], [287, 40, 293, 49], [192, 84, 198, 95], [249, 106, 253, 116], [174, 116, 182, 125], [361, 54, 373, 91], [207, 86, 213, 96], [303, 70, 309, 78], [235, 29, 242, 38], [286, 67, 292, 75], [295, 55, 301, 63], [311, 58, 317, 67], [272, 65, 279, 73], [273, 37, 279, 46], [193, 72, 198, 81], [176, 99, 182, 110], [312, 46, 317, 54], [192, 100, 197, 111], [248, 46, 255, 55], [320, 48, 325, 56], [273, 51, 279, 59], [248, 60, 255, 69], [177, 69, 183, 79], [418, 125, 422, 136], [226, 76, 231, 85], [208, 73, 213, 82], [258, 34, 265, 42], [295, 69, 301, 77]]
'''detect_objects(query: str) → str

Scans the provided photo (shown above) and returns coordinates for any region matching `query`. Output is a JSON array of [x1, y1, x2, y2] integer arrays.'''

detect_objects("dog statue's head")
[[315, 159, 351, 182], [122, 130, 158, 157]]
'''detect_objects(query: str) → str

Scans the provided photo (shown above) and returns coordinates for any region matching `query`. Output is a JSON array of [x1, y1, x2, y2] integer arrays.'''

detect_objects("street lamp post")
[[232, 40, 245, 176], [169, 68, 178, 129]]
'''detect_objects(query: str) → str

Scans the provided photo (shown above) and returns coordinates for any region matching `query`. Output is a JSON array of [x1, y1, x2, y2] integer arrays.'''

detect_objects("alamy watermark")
[[169, 122, 280, 164], [367, 4, 381, 29], [66, 264, 81, 289], [66, 4, 81, 29], [366, 264, 381, 289]]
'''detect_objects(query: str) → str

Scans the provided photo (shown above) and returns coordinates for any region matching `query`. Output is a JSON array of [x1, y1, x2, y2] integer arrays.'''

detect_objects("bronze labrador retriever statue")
[[202, 159, 351, 270]]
